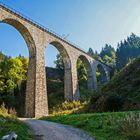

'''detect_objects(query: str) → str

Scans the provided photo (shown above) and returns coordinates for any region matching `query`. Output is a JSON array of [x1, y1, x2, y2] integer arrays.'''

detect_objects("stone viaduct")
[[0, 3, 112, 118]]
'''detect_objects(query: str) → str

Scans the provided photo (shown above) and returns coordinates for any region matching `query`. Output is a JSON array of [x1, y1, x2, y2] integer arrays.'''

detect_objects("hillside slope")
[[90, 57, 140, 111]]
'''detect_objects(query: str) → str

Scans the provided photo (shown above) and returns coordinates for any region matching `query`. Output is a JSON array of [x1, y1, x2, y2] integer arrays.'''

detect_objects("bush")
[[50, 101, 89, 115], [89, 92, 125, 112], [117, 112, 140, 140], [105, 92, 124, 111], [0, 95, 16, 109], [0, 103, 16, 118], [80, 88, 97, 101]]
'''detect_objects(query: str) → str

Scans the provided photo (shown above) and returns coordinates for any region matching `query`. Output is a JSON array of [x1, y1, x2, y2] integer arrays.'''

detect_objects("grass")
[[0, 105, 32, 140], [0, 116, 32, 140], [41, 111, 140, 140]]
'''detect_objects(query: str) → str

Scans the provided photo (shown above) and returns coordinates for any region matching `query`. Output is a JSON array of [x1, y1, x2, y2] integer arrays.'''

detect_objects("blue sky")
[[1, 0, 140, 67]]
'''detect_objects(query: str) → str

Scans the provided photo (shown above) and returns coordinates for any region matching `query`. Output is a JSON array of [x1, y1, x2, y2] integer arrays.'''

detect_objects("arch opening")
[[76, 55, 94, 100], [45, 41, 72, 112], [2, 18, 36, 54], [96, 64, 108, 88], [0, 18, 36, 117]]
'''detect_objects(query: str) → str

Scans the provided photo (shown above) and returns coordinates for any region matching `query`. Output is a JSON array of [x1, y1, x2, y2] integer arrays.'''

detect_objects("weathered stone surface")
[[0, 4, 112, 118]]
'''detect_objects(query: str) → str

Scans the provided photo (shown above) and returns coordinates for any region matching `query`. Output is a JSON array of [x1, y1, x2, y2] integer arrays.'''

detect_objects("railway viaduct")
[[0, 3, 112, 118]]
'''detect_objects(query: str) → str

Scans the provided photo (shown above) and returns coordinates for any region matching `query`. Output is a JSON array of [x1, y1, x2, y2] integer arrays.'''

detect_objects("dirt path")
[[21, 118, 94, 140]]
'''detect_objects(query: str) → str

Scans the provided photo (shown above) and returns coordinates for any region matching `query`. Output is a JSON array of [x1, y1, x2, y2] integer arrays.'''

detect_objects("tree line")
[[88, 33, 140, 71]]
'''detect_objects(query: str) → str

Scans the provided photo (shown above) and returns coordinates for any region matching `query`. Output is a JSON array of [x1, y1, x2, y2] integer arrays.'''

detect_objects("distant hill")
[[90, 57, 140, 112]]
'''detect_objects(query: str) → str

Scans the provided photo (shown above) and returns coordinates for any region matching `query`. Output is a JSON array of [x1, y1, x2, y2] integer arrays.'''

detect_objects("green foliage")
[[88, 33, 140, 71], [54, 54, 64, 71], [100, 44, 115, 58], [102, 54, 115, 67], [0, 52, 28, 115], [88, 44, 116, 68], [77, 58, 88, 88], [0, 55, 28, 95], [87, 48, 94, 56], [87, 48, 102, 60], [116, 33, 140, 70], [80, 87, 96, 101], [100, 44, 116, 68]]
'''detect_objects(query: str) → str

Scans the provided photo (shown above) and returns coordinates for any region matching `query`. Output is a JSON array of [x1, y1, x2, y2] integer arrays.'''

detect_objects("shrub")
[[0, 103, 16, 118], [105, 92, 124, 111], [80, 88, 97, 101], [50, 101, 89, 115]]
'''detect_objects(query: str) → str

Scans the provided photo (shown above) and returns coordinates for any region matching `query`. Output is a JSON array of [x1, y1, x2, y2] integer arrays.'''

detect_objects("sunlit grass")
[[41, 111, 140, 140]]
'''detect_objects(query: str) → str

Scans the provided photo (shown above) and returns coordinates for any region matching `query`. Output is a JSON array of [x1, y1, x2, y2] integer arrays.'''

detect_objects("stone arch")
[[96, 63, 108, 86], [77, 55, 94, 93], [45, 41, 73, 101], [0, 18, 37, 117], [50, 41, 71, 69], [1, 18, 36, 54]]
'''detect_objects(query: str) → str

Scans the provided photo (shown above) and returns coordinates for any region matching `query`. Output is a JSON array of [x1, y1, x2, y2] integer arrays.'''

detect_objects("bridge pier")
[[34, 46, 48, 118], [25, 51, 36, 118], [71, 61, 80, 100], [87, 73, 95, 90], [64, 67, 73, 101], [26, 37, 48, 118]]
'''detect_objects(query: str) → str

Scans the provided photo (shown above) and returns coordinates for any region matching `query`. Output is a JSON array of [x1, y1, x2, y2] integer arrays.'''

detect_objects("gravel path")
[[21, 118, 94, 140]]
